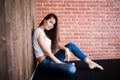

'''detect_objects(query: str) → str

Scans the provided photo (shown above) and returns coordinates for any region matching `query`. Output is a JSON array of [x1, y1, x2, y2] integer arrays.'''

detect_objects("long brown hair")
[[39, 13, 60, 53]]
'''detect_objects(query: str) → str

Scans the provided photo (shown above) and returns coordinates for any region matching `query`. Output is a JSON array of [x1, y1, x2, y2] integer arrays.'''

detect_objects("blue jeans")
[[38, 42, 87, 76]]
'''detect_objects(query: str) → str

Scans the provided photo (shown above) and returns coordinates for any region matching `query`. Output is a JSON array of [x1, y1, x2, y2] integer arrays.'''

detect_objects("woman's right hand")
[[65, 48, 71, 62]]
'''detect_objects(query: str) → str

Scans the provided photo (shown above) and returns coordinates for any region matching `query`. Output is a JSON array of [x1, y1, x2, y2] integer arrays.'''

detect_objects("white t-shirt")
[[33, 28, 51, 58]]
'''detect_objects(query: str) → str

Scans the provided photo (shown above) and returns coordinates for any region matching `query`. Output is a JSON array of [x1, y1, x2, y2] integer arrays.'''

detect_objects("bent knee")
[[65, 42, 76, 47], [66, 64, 76, 76], [68, 42, 75, 45]]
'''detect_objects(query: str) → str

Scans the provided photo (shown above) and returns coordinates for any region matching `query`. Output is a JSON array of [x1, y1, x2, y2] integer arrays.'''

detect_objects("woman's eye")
[[50, 21, 53, 24], [50, 21, 52, 23], [50, 21, 54, 25]]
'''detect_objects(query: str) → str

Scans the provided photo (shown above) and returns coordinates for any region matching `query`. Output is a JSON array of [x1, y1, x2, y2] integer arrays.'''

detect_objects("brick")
[[36, 0, 120, 60]]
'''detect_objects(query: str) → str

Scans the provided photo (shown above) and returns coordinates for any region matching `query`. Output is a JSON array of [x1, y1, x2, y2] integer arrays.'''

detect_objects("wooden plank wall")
[[0, 0, 36, 80]]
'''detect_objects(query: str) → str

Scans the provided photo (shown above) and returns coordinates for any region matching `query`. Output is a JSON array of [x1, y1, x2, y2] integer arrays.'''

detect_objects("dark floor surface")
[[32, 59, 120, 80]]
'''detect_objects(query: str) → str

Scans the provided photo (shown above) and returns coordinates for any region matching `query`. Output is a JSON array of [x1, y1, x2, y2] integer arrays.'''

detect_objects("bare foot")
[[85, 58, 104, 70], [88, 61, 104, 70]]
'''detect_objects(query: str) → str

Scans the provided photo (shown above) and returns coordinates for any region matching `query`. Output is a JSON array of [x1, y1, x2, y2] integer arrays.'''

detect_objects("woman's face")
[[44, 17, 56, 30]]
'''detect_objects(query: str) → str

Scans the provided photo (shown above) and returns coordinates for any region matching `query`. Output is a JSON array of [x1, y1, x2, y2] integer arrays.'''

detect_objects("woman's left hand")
[[65, 48, 71, 62]]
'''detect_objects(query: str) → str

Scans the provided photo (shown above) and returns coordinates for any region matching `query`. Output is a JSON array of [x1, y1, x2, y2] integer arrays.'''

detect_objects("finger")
[[66, 55, 69, 62], [65, 54, 68, 61], [67, 58, 70, 62], [67, 55, 70, 62]]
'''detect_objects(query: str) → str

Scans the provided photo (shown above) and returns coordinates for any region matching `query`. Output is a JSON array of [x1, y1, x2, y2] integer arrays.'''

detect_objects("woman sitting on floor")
[[33, 13, 104, 76]]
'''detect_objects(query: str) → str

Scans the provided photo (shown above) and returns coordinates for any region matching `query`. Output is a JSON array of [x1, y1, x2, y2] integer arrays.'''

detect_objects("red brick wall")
[[36, 0, 120, 60]]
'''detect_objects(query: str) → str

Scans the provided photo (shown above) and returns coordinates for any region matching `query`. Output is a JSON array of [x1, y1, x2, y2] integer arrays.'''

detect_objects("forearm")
[[45, 51, 62, 63], [58, 42, 71, 62]]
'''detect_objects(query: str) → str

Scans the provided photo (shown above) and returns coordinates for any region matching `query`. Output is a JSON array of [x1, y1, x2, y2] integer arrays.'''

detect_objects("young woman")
[[33, 13, 104, 76]]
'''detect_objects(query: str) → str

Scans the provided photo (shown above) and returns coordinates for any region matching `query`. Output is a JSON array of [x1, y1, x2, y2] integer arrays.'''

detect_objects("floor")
[[32, 59, 120, 80]]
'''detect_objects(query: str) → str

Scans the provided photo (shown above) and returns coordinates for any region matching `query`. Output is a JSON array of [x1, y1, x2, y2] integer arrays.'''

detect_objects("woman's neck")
[[39, 25, 45, 30]]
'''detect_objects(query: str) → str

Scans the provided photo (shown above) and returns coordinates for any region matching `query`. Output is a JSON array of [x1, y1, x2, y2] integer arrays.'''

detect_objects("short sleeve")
[[33, 28, 44, 40]]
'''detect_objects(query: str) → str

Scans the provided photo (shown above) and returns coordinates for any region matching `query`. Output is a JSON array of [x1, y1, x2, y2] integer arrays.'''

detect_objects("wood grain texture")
[[0, 0, 36, 80]]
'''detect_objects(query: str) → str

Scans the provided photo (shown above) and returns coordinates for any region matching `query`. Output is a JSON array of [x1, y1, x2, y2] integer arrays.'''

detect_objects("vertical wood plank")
[[0, 0, 36, 80], [0, 0, 8, 80]]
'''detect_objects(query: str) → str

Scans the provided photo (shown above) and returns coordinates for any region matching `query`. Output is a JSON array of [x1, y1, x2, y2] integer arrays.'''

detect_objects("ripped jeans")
[[38, 42, 87, 76]]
